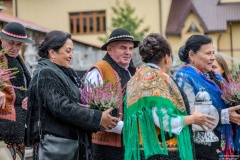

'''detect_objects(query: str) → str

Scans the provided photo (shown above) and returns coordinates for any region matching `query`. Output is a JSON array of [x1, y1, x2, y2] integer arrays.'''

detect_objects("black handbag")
[[38, 134, 79, 160], [36, 69, 79, 160]]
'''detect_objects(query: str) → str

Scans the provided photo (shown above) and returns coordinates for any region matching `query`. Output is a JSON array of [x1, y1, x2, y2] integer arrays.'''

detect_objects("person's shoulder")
[[39, 67, 55, 73], [88, 66, 100, 72], [33, 67, 59, 79], [93, 60, 112, 70], [175, 69, 183, 76], [175, 66, 194, 78]]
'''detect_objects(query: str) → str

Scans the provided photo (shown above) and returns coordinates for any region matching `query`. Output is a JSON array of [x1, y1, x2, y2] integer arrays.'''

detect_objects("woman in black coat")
[[26, 30, 118, 160]]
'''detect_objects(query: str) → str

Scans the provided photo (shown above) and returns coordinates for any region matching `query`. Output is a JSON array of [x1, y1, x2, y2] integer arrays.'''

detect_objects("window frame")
[[69, 10, 106, 35]]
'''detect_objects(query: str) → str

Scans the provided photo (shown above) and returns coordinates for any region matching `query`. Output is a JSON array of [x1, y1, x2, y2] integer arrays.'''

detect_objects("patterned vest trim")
[[91, 60, 123, 147]]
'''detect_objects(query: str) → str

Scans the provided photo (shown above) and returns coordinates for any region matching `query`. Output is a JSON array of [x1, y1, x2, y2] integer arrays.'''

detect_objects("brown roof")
[[0, 12, 50, 33], [166, 0, 240, 35], [0, 12, 100, 48]]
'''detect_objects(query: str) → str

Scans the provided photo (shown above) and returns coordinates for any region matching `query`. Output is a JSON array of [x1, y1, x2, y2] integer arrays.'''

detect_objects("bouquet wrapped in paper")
[[80, 78, 123, 117]]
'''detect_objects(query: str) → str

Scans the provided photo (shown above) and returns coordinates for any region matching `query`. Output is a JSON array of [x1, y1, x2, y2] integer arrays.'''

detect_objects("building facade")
[[0, 11, 102, 75], [2, 0, 240, 69]]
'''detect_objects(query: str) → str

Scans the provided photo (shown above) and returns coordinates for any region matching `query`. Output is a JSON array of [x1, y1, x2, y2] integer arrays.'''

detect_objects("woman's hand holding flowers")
[[100, 107, 119, 130]]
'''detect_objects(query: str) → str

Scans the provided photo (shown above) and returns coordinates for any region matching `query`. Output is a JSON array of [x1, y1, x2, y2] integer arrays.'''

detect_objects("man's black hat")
[[101, 28, 139, 51], [0, 22, 35, 44]]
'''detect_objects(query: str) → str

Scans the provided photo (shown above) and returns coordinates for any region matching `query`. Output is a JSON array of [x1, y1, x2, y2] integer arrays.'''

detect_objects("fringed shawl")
[[124, 64, 193, 160], [175, 65, 233, 155]]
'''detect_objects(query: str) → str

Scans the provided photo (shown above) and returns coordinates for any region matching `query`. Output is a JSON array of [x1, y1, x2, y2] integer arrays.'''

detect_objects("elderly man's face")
[[1, 38, 23, 57], [107, 41, 134, 69]]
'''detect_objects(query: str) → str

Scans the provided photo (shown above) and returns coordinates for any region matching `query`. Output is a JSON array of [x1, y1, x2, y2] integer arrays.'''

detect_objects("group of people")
[[0, 21, 240, 160]]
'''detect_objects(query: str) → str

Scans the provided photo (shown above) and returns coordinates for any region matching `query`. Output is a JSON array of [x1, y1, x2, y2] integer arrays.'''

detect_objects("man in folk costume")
[[85, 28, 139, 160], [0, 22, 34, 160]]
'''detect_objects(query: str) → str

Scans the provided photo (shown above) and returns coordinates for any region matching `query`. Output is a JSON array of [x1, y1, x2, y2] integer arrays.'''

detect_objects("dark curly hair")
[[139, 33, 172, 64], [178, 34, 212, 63], [38, 30, 71, 58]]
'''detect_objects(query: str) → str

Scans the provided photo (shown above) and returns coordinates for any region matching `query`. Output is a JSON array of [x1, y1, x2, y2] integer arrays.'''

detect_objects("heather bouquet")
[[80, 78, 123, 116], [0, 62, 25, 90], [221, 73, 240, 114], [0, 49, 26, 91]]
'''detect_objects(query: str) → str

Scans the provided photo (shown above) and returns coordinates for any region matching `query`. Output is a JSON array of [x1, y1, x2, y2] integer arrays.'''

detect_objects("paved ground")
[[25, 148, 33, 160]]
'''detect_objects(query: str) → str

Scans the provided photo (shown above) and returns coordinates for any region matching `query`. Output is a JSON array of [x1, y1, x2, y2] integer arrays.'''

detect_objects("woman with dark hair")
[[175, 34, 240, 159], [26, 30, 118, 160], [212, 54, 229, 82], [124, 33, 215, 160]]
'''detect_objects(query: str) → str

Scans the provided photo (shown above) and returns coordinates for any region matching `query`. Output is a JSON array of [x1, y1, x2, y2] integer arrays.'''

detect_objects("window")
[[69, 11, 106, 34], [187, 22, 200, 33]]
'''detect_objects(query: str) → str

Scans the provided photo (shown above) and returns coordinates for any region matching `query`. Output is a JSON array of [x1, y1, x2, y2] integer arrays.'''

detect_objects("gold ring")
[[108, 125, 112, 129]]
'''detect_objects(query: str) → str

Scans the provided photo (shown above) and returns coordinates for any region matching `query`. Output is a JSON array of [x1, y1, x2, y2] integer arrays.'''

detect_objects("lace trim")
[[221, 109, 230, 124]]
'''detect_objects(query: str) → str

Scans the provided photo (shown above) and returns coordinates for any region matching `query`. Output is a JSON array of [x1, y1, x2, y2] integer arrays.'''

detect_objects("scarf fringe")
[[139, 108, 167, 159], [177, 126, 193, 160], [124, 105, 193, 160]]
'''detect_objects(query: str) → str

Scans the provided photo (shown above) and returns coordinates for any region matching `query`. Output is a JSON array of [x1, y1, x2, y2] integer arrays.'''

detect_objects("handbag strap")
[[36, 69, 43, 139]]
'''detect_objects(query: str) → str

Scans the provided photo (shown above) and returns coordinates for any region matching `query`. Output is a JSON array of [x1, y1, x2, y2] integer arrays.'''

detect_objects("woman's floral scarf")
[[124, 64, 193, 160]]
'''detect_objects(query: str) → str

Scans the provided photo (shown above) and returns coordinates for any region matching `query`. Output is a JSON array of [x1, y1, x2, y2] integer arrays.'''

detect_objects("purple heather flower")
[[79, 77, 123, 111]]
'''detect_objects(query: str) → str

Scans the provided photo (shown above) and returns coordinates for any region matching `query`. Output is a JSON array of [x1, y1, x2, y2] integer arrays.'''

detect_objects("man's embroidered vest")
[[91, 60, 123, 147]]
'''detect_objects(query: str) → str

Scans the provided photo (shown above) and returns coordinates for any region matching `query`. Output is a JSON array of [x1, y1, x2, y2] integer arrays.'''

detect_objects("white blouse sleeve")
[[221, 109, 230, 124], [152, 107, 183, 135], [85, 68, 103, 85]]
